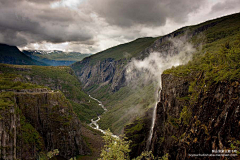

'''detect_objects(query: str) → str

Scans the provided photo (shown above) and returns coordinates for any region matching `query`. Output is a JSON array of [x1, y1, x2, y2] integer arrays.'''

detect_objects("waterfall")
[[146, 86, 161, 150]]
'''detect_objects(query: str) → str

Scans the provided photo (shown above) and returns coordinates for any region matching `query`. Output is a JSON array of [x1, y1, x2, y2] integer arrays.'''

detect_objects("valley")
[[0, 12, 239, 159], [71, 12, 240, 136]]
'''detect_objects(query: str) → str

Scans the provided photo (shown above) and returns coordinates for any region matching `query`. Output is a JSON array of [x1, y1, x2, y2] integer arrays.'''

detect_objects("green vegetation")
[[0, 78, 46, 156], [165, 38, 240, 105], [99, 130, 131, 160], [164, 13, 240, 81], [88, 37, 158, 64], [230, 140, 240, 155], [159, 153, 169, 160], [168, 116, 179, 128], [167, 105, 192, 128], [0, 73, 44, 90], [72, 13, 240, 136], [30, 65, 104, 122], [38, 149, 60, 160], [0, 64, 104, 123], [179, 106, 192, 125], [71, 37, 158, 71], [19, 112, 44, 152], [164, 39, 240, 82], [163, 13, 240, 106], [99, 130, 155, 160], [96, 82, 156, 134], [0, 92, 14, 111], [124, 117, 147, 151]]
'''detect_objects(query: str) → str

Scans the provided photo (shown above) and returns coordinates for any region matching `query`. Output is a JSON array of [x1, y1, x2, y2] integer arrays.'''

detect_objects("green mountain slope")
[[86, 37, 158, 63], [71, 37, 158, 134], [71, 12, 240, 135], [0, 44, 47, 66], [0, 63, 104, 123], [146, 34, 240, 160], [0, 67, 89, 159]]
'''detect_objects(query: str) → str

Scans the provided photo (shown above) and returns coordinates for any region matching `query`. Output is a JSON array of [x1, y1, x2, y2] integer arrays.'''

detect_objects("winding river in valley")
[[88, 95, 119, 138]]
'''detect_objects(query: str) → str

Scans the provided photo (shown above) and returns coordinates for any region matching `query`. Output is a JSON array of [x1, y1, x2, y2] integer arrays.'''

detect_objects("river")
[[88, 95, 118, 138]]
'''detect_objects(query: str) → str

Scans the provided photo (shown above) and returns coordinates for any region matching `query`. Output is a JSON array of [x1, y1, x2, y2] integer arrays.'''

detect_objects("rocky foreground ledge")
[[0, 89, 89, 159]]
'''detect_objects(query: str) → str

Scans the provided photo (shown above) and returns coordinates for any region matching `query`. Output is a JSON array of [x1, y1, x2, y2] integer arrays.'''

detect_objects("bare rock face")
[[124, 108, 153, 159], [151, 74, 240, 159], [0, 89, 88, 160], [73, 58, 126, 92], [71, 13, 228, 96], [0, 105, 19, 160]]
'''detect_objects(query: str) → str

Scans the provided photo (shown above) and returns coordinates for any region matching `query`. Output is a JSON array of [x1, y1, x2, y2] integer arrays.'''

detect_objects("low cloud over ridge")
[[0, 0, 239, 53]]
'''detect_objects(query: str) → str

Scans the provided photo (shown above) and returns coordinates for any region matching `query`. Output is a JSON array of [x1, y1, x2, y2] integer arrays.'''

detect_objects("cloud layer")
[[0, 0, 239, 53], [90, 0, 205, 27]]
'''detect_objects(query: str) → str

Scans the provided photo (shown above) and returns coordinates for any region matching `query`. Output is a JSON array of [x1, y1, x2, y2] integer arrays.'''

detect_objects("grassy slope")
[[75, 37, 158, 66], [73, 13, 240, 134], [96, 83, 156, 134], [0, 64, 104, 123], [72, 37, 158, 134], [123, 13, 240, 156], [164, 38, 240, 106], [0, 44, 47, 66], [164, 12, 240, 79]]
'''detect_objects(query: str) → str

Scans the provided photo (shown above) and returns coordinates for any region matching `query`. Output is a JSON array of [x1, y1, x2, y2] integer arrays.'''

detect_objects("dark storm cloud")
[[0, 0, 94, 46], [1, 0, 238, 51], [211, 0, 240, 13], [89, 0, 206, 27]]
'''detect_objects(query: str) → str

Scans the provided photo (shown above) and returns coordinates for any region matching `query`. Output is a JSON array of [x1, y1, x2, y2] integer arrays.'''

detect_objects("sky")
[[0, 0, 239, 54]]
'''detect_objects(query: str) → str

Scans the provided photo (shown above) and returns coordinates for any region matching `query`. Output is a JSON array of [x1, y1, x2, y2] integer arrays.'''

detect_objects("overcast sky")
[[0, 0, 239, 53]]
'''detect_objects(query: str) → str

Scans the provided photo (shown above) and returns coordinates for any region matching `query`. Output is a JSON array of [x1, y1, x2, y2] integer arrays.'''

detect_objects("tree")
[[99, 130, 131, 160]]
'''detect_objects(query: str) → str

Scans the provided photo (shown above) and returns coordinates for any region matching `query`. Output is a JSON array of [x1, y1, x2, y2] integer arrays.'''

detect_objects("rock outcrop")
[[124, 109, 153, 158], [0, 63, 104, 123], [0, 89, 88, 159], [150, 74, 240, 159], [73, 58, 127, 92]]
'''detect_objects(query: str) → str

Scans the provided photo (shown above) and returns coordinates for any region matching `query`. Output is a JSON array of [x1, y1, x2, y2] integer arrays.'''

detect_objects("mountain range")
[[0, 12, 239, 159], [0, 44, 47, 66], [23, 50, 92, 66]]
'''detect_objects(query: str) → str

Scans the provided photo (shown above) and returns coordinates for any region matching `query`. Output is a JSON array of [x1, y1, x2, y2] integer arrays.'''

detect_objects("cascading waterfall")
[[147, 83, 162, 151], [126, 38, 195, 151]]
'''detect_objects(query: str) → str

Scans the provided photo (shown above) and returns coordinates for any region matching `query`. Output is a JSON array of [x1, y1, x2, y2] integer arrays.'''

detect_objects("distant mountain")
[[23, 50, 92, 66], [0, 44, 47, 66]]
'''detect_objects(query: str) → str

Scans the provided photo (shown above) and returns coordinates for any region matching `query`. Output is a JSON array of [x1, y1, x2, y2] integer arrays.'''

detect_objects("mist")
[[125, 36, 196, 148], [126, 37, 196, 90]]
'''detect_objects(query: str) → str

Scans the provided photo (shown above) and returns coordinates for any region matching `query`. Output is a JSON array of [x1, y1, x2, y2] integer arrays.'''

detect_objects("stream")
[[88, 95, 118, 138]]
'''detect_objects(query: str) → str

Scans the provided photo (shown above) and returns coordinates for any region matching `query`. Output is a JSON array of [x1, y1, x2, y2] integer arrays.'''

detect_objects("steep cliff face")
[[124, 109, 152, 158], [0, 89, 88, 159], [0, 92, 19, 160], [74, 58, 126, 92], [71, 32, 191, 135], [73, 13, 240, 97], [0, 64, 103, 123], [72, 13, 240, 135], [150, 74, 240, 159]]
